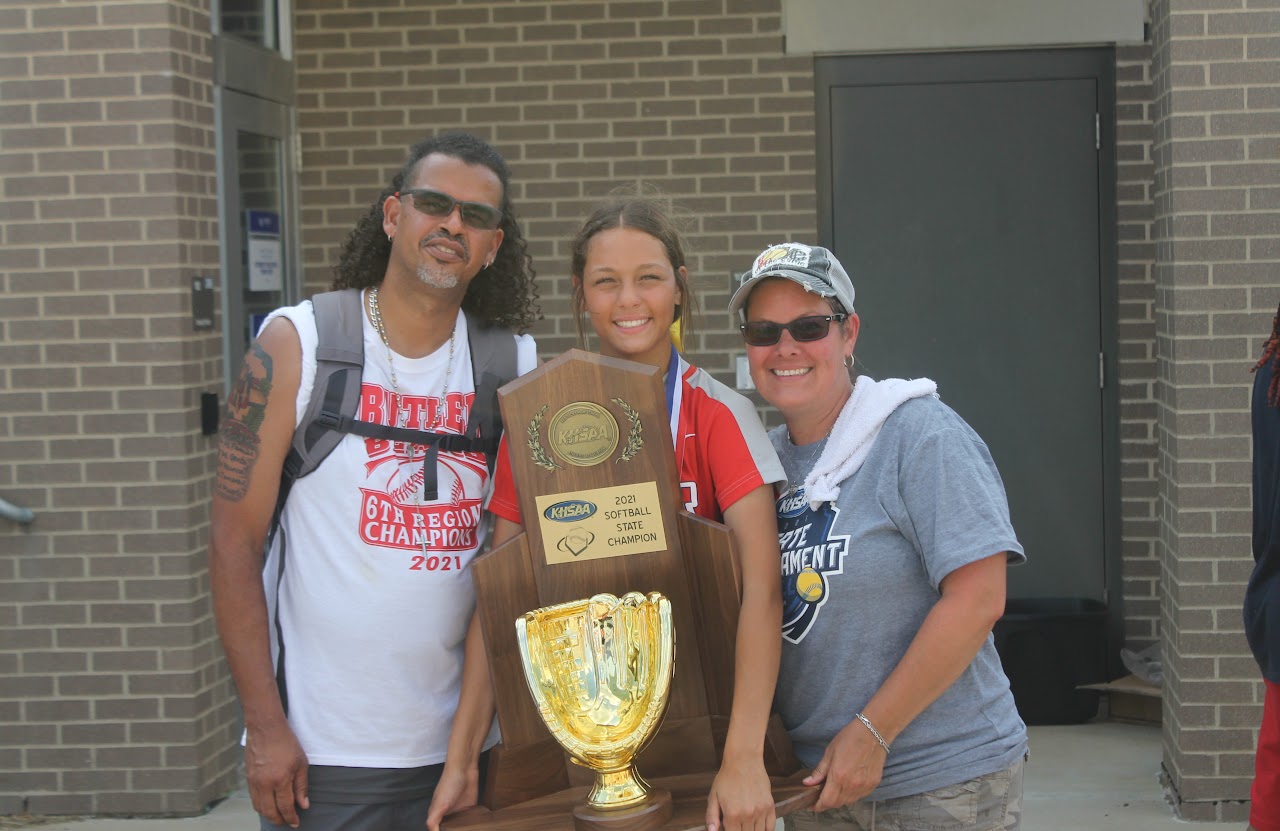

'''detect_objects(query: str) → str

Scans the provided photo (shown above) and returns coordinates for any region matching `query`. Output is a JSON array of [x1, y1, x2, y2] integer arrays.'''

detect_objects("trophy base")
[[572, 789, 673, 831], [442, 770, 818, 830]]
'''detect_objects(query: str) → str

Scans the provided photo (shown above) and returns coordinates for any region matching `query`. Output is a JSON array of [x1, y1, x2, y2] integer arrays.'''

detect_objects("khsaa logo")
[[778, 489, 809, 518], [543, 500, 597, 522]]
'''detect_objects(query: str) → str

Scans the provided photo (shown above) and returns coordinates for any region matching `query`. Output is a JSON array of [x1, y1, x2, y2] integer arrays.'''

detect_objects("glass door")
[[216, 89, 299, 374], [214, 0, 296, 382], [219, 0, 280, 50]]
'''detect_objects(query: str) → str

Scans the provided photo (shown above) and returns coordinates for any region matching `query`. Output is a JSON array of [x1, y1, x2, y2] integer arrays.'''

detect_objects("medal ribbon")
[[664, 343, 685, 471]]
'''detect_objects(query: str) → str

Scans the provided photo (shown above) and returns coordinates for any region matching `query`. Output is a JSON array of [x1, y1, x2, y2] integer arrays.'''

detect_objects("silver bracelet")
[[855, 712, 891, 754]]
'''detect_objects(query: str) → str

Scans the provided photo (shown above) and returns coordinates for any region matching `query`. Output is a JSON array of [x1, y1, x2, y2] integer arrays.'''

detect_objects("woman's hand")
[[803, 718, 887, 812], [801, 552, 1009, 812], [705, 754, 776, 831], [426, 610, 494, 830], [424, 761, 480, 831]]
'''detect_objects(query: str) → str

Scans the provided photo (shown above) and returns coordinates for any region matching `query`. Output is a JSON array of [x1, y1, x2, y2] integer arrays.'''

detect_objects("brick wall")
[[1151, 0, 1279, 820], [294, 0, 819, 379], [0, 0, 238, 817], [1117, 44, 1163, 649]]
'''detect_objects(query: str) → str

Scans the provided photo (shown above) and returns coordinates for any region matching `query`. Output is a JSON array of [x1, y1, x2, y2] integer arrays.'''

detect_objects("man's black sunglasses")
[[740, 314, 848, 347], [396, 188, 504, 231]]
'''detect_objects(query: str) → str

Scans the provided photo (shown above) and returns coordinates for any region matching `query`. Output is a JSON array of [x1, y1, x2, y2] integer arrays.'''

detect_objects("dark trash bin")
[[992, 598, 1107, 725]]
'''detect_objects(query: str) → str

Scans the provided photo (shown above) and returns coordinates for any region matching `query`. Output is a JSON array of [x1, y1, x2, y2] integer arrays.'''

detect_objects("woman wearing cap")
[[732, 243, 1028, 830], [486, 198, 786, 831]]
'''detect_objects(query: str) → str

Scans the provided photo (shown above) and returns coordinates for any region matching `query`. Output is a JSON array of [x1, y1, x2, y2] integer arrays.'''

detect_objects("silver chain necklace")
[[788, 431, 826, 472], [367, 286, 456, 555], [367, 285, 456, 423]]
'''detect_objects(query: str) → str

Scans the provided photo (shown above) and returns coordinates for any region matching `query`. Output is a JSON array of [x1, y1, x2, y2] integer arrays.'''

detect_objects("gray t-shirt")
[[772, 395, 1028, 801]]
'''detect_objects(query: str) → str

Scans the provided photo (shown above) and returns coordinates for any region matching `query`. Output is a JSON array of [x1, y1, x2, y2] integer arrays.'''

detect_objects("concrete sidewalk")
[[4, 721, 1248, 831]]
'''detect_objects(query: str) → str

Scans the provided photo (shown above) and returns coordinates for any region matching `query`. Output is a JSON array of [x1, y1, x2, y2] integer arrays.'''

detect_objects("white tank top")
[[261, 292, 535, 767]]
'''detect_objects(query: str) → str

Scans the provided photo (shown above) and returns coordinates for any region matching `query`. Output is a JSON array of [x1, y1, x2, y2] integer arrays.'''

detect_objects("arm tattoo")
[[215, 343, 275, 502]]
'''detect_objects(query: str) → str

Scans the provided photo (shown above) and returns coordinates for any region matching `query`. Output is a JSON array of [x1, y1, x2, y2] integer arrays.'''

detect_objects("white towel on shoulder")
[[803, 376, 938, 509]]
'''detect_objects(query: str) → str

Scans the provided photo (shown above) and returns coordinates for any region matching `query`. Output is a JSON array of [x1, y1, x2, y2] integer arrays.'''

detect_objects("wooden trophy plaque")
[[445, 350, 816, 831]]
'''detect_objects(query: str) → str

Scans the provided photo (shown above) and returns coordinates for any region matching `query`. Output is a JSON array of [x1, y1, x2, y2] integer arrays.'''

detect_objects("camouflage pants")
[[784, 757, 1024, 831]]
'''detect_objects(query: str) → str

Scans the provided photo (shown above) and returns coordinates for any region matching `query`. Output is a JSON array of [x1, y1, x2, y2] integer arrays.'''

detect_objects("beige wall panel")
[[784, 0, 1146, 54]]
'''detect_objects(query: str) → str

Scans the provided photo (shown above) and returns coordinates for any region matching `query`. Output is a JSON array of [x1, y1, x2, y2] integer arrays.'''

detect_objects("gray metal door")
[[817, 50, 1119, 602]]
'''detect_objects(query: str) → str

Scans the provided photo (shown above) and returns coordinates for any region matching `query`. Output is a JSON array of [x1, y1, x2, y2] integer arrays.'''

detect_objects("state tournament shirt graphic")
[[777, 487, 850, 644], [356, 383, 486, 554]]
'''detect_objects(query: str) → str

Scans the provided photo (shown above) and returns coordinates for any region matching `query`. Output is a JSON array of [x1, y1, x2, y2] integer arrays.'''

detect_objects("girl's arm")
[[425, 515, 525, 829], [705, 484, 783, 831]]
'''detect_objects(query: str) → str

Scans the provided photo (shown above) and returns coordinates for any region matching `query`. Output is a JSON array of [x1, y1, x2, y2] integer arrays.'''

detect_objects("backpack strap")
[[269, 289, 365, 544], [462, 309, 519, 474], [271, 294, 519, 530], [265, 288, 364, 713], [294, 290, 366, 474]]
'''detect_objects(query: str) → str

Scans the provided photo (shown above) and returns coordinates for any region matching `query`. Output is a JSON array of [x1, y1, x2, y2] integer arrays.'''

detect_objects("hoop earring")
[[387, 234, 394, 242], [844, 353, 854, 369]]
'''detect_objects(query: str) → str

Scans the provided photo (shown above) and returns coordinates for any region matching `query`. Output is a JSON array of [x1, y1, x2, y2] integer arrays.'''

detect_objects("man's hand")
[[245, 721, 310, 828], [705, 755, 776, 831], [802, 719, 886, 812], [425, 762, 480, 831]]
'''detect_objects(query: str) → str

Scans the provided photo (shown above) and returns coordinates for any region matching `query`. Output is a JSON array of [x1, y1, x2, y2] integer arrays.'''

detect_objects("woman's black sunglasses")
[[396, 188, 504, 231], [740, 314, 848, 347]]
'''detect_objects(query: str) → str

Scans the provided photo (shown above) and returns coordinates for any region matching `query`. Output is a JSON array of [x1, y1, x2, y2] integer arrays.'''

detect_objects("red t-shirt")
[[487, 355, 783, 524]]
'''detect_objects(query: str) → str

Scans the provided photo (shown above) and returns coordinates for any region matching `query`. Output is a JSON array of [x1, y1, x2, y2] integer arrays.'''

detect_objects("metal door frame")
[[212, 0, 299, 386], [815, 48, 1123, 667]]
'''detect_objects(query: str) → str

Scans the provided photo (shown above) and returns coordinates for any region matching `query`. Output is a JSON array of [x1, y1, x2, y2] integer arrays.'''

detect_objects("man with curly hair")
[[210, 132, 540, 831]]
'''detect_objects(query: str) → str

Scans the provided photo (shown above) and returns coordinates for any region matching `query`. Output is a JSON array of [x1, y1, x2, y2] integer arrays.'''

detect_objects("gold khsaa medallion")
[[548, 402, 619, 467]]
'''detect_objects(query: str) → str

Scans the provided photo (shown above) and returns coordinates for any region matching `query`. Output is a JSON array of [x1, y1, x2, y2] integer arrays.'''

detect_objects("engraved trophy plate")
[[535, 483, 667, 565]]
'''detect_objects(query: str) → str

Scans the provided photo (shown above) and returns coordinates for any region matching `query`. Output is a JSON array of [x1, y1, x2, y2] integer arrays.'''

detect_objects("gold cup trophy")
[[517, 592, 676, 826]]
